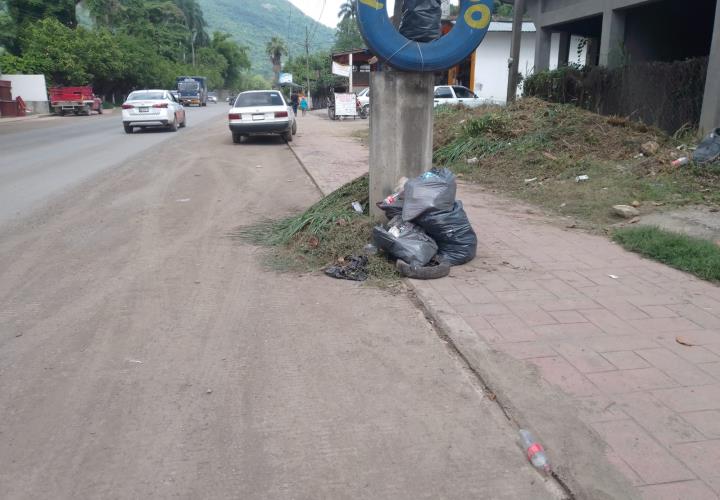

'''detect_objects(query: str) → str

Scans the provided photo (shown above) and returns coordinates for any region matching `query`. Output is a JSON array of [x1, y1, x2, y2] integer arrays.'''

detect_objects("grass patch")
[[235, 175, 400, 286], [613, 226, 720, 282], [433, 98, 720, 229]]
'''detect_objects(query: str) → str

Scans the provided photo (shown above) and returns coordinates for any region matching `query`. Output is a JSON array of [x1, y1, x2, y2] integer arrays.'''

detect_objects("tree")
[[265, 36, 287, 87], [210, 31, 250, 88], [333, 17, 364, 52], [338, 0, 355, 22]]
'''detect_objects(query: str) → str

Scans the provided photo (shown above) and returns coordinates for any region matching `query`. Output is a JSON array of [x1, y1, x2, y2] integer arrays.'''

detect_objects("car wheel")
[[179, 114, 187, 128], [98, 106, 103, 115], [292, 121, 297, 135], [124, 124, 133, 134], [232, 132, 243, 144], [282, 131, 292, 142], [168, 117, 178, 132]]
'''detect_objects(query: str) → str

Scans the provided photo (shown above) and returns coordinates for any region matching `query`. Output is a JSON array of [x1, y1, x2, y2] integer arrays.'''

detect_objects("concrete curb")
[[407, 279, 641, 500]]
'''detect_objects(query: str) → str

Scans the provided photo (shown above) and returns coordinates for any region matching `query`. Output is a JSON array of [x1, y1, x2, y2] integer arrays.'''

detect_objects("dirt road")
[[0, 114, 561, 499]]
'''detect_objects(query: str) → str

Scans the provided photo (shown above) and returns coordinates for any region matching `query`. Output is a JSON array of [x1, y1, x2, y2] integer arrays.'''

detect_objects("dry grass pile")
[[433, 98, 720, 227]]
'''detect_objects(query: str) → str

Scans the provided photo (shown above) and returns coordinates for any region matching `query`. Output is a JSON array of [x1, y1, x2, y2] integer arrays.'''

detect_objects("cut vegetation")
[[433, 98, 720, 229], [235, 175, 399, 286], [613, 226, 720, 282]]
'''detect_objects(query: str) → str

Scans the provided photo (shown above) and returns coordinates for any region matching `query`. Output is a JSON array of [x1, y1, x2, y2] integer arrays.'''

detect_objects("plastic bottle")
[[519, 429, 551, 472]]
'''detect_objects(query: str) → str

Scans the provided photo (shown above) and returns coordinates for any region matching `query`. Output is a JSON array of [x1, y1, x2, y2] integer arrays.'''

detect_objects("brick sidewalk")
[[290, 112, 720, 499]]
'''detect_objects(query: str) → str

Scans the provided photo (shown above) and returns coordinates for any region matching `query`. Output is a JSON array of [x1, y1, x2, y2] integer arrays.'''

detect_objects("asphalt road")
[[0, 111, 562, 499], [0, 104, 227, 226]]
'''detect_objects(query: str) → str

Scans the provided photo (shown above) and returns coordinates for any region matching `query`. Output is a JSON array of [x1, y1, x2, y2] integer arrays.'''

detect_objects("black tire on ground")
[[282, 131, 292, 142], [168, 118, 178, 132], [124, 124, 133, 134], [292, 121, 297, 135], [232, 132, 242, 144], [202, 102, 207, 107], [396, 258, 451, 280]]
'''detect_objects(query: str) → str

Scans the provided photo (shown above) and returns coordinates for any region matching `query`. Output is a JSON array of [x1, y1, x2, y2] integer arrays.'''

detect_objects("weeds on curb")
[[235, 175, 400, 286]]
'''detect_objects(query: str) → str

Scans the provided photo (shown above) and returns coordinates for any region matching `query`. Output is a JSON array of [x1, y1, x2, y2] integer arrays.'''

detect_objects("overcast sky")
[[287, 0, 397, 28]]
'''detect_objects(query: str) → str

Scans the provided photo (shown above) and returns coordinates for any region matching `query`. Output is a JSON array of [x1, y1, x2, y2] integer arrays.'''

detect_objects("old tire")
[[396, 258, 451, 280]]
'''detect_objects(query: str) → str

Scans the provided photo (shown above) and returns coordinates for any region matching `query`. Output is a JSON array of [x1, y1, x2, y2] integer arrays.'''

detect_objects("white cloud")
[[287, 0, 397, 28]]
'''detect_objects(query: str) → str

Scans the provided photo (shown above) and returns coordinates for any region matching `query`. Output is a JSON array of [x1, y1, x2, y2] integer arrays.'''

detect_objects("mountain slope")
[[198, 0, 336, 77]]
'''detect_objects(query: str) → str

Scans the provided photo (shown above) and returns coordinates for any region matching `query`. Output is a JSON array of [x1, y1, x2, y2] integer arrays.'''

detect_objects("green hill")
[[198, 0, 336, 77]]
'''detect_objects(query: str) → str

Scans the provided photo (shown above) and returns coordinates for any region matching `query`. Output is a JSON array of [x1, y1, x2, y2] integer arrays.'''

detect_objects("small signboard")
[[279, 73, 293, 84], [441, 0, 450, 19], [332, 62, 351, 78], [334, 93, 357, 116]]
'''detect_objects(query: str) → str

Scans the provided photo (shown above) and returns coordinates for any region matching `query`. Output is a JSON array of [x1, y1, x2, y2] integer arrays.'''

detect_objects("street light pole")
[[506, 0, 525, 103]]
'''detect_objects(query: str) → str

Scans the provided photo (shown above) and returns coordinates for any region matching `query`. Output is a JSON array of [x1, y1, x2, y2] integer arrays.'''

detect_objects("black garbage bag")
[[416, 201, 477, 265], [372, 219, 438, 266], [325, 255, 369, 281], [399, 0, 442, 43], [402, 168, 457, 221], [693, 128, 720, 165], [376, 192, 404, 220]]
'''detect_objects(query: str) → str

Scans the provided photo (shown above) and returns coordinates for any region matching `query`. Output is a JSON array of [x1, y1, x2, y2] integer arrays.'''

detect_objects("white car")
[[433, 85, 484, 108], [207, 94, 218, 103], [357, 87, 370, 107], [122, 90, 186, 134], [228, 90, 297, 144]]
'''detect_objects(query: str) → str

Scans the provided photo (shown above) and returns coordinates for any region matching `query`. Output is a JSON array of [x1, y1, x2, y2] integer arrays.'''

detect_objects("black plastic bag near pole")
[[399, 0, 442, 43]]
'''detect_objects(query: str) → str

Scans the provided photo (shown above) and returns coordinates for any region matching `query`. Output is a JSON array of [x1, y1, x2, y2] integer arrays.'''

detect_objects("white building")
[[461, 22, 587, 104]]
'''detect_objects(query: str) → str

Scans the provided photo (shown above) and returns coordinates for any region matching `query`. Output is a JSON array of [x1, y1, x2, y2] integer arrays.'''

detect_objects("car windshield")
[[178, 81, 199, 92], [128, 91, 165, 101], [235, 92, 284, 107]]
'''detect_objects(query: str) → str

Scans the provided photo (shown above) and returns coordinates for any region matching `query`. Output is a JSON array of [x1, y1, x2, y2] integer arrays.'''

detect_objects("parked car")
[[357, 87, 370, 116], [121, 89, 186, 134], [228, 90, 297, 144], [433, 85, 484, 108]]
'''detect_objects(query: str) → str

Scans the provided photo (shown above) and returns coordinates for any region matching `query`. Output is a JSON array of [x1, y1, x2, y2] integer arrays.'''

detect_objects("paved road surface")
[[0, 112, 562, 498], [0, 105, 226, 225]]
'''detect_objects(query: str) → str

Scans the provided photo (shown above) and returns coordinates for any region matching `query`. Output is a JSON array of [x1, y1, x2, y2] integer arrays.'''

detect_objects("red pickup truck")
[[50, 86, 103, 116]]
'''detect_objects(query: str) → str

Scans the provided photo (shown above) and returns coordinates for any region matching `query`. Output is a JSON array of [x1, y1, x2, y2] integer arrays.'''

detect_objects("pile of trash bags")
[[373, 168, 477, 278], [399, 0, 443, 43]]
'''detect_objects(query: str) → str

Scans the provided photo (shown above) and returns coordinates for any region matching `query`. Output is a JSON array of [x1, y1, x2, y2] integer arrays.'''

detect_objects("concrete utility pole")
[[369, 0, 435, 217], [305, 26, 311, 104], [506, 0, 525, 103]]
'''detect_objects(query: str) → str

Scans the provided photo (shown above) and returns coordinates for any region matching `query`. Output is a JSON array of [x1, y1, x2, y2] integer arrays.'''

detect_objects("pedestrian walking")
[[290, 91, 299, 116], [300, 94, 308, 116]]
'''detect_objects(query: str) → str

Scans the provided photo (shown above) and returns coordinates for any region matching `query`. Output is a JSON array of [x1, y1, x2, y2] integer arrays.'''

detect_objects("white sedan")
[[433, 85, 484, 108], [228, 90, 297, 144], [122, 90, 186, 134]]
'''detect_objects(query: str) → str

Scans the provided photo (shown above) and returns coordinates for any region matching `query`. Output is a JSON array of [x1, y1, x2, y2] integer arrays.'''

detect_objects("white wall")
[[3, 75, 48, 102], [472, 31, 536, 104]]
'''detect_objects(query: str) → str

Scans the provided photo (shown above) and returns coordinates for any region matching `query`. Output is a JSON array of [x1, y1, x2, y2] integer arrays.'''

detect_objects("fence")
[[523, 58, 708, 134]]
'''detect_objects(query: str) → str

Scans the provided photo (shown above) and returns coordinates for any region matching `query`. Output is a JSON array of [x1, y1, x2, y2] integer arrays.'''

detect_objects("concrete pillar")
[[369, 71, 434, 217], [534, 27, 552, 72], [700, 2, 720, 134], [558, 32, 571, 67], [600, 9, 626, 67]]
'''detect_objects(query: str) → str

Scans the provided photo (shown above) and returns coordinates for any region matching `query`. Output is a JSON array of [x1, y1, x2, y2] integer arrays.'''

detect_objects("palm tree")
[[338, 0, 356, 22], [266, 36, 288, 87]]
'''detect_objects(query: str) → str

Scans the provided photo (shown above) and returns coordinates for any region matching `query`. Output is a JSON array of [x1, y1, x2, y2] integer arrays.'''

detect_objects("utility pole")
[[305, 26, 311, 105], [506, 0, 525, 103], [191, 30, 198, 68]]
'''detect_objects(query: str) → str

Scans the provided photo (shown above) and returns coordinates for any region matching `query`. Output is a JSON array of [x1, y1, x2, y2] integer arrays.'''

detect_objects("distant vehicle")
[[50, 86, 102, 116], [433, 85, 484, 108], [121, 89, 186, 134], [228, 90, 297, 144], [357, 87, 370, 117], [207, 92, 218, 103], [176, 76, 207, 106]]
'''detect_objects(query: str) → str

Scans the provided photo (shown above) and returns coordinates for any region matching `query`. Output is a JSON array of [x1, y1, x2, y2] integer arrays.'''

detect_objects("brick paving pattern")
[[415, 185, 720, 499]]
